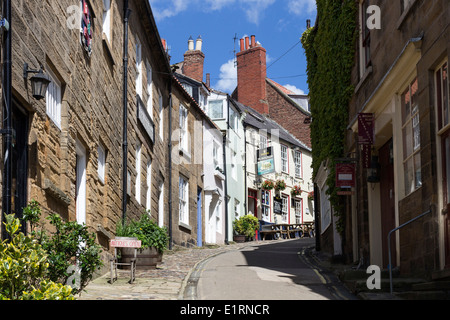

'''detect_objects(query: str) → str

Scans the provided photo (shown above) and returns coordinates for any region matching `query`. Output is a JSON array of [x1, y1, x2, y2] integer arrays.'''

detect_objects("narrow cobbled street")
[[78, 238, 356, 301]]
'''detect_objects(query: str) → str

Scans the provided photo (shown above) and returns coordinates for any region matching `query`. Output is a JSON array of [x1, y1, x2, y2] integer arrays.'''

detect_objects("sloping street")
[[187, 238, 356, 300]]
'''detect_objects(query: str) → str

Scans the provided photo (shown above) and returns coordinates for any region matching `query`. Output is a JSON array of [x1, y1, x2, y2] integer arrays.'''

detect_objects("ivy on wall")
[[301, 0, 357, 234]]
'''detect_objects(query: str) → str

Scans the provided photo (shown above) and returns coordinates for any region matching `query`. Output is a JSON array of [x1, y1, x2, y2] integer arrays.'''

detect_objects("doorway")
[[248, 189, 258, 218], [379, 139, 396, 269], [11, 102, 29, 233], [197, 188, 203, 247], [442, 130, 450, 268], [76, 141, 87, 226]]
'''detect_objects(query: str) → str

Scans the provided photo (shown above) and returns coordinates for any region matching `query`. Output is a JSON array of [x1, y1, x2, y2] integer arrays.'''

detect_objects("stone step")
[[411, 280, 450, 292], [338, 268, 399, 281], [345, 277, 426, 294], [395, 290, 450, 300]]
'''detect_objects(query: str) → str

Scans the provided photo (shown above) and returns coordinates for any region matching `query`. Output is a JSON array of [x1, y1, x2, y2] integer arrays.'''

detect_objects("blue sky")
[[149, 0, 317, 95]]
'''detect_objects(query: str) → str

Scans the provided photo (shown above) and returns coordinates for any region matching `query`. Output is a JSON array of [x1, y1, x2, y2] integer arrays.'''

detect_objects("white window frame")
[[146, 61, 153, 119], [213, 142, 220, 170], [281, 195, 289, 224], [179, 176, 189, 225], [281, 145, 288, 173], [179, 104, 188, 153], [146, 160, 152, 212], [294, 150, 302, 179], [46, 68, 62, 130], [402, 77, 421, 196], [98, 143, 106, 184], [261, 190, 271, 222], [208, 100, 224, 119], [159, 90, 164, 140], [260, 134, 268, 150], [436, 61, 449, 132], [136, 39, 143, 98], [102, 0, 111, 43], [135, 142, 142, 204], [295, 200, 302, 224]]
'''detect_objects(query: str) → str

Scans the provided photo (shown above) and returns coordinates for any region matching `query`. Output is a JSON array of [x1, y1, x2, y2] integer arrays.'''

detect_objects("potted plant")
[[291, 185, 302, 197], [115, 212, 169, 269], [275, 179, 286, 191], [233, 214, 260, 242], [261, 180, 274, 191]]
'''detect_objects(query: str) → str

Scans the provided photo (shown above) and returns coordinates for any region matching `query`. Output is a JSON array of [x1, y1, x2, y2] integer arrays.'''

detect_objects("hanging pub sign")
[[358, 113, 375, 145], [273, 195, 283, 215], [81, 0, 93, 57], [257, 146, 275, 175], [336, 163, 356, 188]]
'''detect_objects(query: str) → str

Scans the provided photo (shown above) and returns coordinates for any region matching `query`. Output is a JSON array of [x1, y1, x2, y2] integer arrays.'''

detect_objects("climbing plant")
[[301, 0, 358, 234]]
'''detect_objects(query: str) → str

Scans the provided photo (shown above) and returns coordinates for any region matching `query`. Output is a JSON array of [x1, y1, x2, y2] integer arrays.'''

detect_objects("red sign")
[[336, 163, 356, 188], [110, 239, 142, 248], [358, 113, 375, 145]]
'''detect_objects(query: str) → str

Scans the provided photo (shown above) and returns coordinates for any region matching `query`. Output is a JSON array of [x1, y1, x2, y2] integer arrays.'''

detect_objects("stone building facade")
[[0, 0, 174, 265], [344, 0, 449, 279], [169, 76, 206, 247]]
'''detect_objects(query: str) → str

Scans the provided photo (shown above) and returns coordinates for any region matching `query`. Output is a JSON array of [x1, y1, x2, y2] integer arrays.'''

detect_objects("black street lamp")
[[23, 63, 51, 100]]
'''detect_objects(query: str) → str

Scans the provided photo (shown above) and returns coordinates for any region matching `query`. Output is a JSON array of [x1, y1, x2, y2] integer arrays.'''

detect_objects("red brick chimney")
[[236, 35, 268, 114], [183, 36, 205, 83]]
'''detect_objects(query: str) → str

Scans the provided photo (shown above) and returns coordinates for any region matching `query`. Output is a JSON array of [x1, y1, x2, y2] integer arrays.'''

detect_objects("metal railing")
[[388, 206, 433, 295]]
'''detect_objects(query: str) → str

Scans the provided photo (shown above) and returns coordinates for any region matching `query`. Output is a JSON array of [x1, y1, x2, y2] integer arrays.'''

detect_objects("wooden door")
[[442, 130, 450, 268]]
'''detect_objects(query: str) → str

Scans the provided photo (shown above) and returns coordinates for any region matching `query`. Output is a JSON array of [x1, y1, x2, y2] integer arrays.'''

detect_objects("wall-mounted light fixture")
[[23, 63, 51, 100], [367, 155, 380, 183]]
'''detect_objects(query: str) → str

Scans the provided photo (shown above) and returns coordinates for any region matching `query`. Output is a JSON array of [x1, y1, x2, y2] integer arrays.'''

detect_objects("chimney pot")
[[196, 35, 203, 52], [245, 36, 249, 50], [240, 38, 245, 52], [188, 36, 194, 51], [206, 73, 211, 88], [251, 35, 256, 48]]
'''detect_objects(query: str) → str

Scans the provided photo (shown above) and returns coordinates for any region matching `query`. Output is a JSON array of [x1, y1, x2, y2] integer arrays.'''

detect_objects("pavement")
[[77, 238, 364, 301]]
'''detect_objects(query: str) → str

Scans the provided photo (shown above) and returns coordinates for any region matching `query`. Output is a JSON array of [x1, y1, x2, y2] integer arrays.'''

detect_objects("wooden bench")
[[109, 238, 142, 284], [260, 225, 287, 240]]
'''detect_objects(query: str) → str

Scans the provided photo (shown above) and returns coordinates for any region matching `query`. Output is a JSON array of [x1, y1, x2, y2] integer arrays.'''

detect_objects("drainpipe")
[[1, 0, 12, 240], [122, 0, 131, 224], [222, 131, 229, 245], [168, 75, 173, 250], [243, 122, 248, 216]]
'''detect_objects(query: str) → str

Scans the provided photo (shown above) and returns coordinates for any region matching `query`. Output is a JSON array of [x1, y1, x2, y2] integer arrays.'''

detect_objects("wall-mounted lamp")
[[255, 178, 262, 189], [23, 63, 51, 100], [367, 155, 380, 183]]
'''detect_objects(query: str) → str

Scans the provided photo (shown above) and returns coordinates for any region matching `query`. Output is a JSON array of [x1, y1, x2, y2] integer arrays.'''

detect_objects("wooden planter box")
[[120, 246, 162, 270], [233, 235, 246, 243]]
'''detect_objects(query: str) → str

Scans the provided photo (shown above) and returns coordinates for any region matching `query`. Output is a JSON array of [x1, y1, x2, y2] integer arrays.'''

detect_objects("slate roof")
[[233, 100, 311, 152]]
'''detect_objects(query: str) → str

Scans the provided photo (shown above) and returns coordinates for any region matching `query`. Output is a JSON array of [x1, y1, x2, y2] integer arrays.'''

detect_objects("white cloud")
[[215, 59, 238, 93], [151, 0, 190, 21], [150, 0, 276, 24], [240, 0, 276, 24], [283, 84, 305, 95], [288, 0, 316, 15]]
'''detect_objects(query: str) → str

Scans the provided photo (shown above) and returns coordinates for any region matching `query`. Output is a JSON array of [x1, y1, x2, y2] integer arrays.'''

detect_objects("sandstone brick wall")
[[266, 80, 311, 148], [170, 82, 204, 247], [1, 0, 171, 260], [347, 0, 449, 277]]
